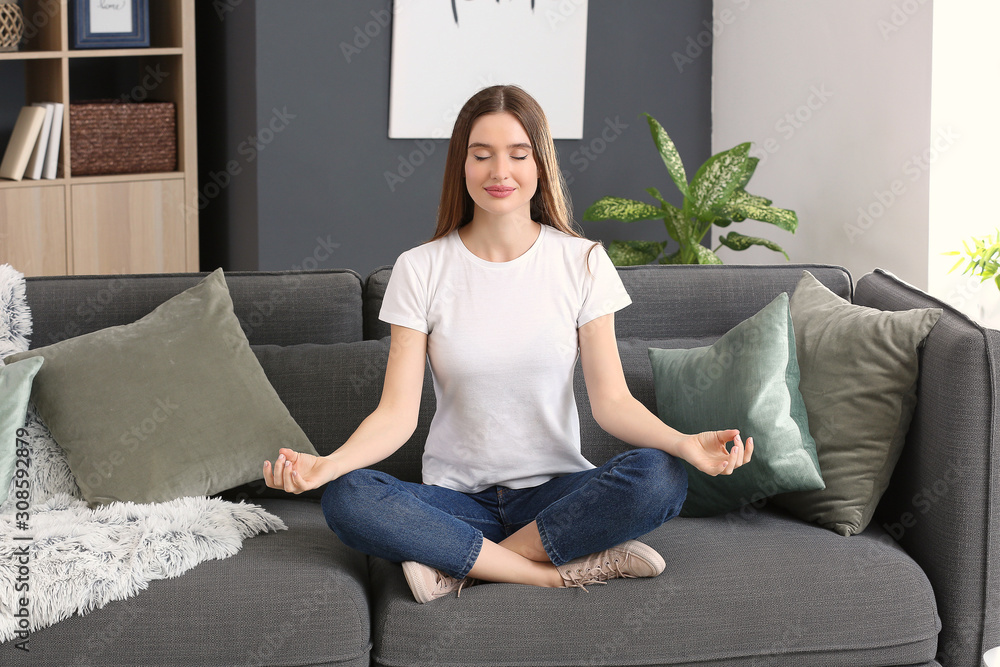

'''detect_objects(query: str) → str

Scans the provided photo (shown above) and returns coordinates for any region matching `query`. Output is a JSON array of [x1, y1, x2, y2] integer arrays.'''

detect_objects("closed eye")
[[472, 155, 529, 161]]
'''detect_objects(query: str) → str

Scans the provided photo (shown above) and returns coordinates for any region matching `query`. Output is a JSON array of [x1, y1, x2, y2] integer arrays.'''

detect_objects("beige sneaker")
[[557, 540, 665, 591], [401, 561, 478, 603]]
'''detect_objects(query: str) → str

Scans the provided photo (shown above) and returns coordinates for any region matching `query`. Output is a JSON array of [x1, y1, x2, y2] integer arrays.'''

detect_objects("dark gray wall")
[[196, 0, 713, 277]]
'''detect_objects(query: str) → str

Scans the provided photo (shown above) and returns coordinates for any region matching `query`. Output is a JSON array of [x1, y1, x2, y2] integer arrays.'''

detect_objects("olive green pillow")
[[648, 293, 824, 517], [771, 271, 941, 535], [4, 269, 319, 506]]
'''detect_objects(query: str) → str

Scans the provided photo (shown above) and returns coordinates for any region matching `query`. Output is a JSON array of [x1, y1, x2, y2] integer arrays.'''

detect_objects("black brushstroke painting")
[[452, 0, 536, 25]]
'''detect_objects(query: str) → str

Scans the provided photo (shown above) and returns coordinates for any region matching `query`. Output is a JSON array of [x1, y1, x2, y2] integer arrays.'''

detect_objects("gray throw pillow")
[[770, 271, 942, 535], [4, 269, 319, 506]]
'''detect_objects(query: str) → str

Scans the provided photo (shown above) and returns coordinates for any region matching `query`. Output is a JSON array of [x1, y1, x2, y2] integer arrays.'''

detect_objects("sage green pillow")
[[771, 271, 942, 536], [4, 269, 319, 506], [0, 356, 44, 504], [648, 292, 824, 517]]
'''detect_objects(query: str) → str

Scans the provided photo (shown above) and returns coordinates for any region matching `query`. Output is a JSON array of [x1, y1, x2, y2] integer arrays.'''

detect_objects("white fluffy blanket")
[[0, 494, 284, 642], [0, 264, 287, 642]]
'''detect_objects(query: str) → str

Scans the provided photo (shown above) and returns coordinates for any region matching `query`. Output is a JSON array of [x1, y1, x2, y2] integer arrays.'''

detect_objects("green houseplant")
[[583, 113, 799, 265], [945, 229, 1000, 290]]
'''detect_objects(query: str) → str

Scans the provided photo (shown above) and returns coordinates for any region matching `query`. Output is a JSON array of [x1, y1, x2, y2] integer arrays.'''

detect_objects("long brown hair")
[[429, 85, 589, 244]]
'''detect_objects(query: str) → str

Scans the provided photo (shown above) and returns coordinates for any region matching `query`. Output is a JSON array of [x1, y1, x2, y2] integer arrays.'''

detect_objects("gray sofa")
[[8, 263, 998, 667]]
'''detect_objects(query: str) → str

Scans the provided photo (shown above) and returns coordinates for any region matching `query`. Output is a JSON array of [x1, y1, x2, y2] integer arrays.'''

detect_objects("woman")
[[264, 85, 753, 603]]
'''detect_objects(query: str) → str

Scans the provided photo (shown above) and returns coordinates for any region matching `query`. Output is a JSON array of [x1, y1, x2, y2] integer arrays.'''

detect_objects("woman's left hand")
[[678, 429, 753, 476]]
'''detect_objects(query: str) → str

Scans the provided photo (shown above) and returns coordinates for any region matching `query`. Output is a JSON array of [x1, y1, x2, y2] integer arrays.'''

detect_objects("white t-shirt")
[[378, 223, 633, 493]]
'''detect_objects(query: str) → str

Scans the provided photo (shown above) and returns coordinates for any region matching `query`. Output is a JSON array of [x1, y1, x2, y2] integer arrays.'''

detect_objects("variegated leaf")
[[719, 189, 797, 231], [607, 240, 665, 266], [717, 231, 789, 259], [692, 244, 723, 265], [583, 197, 663, 223], [736, 156, 760, 190], [718, 189, 771, 222], [644, 114, 689, 198], [645, 186, 669, 208], [689, 143, 753, 216], [661, 203, 689, 244]]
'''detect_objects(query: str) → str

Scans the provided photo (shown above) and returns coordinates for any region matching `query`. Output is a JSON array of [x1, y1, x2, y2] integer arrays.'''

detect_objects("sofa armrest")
[[855, 269, 999, 667]]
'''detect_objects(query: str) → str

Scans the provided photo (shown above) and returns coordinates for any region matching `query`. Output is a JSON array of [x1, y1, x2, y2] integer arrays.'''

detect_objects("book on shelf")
[[42, 102, 64, 180], [24, 103, 54, 181], [0, 106, 48, 181]]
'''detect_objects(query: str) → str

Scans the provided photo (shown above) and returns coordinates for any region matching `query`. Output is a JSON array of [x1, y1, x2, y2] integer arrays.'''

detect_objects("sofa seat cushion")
[[367, 507, 940, 667], [15, 500, 370, 667]]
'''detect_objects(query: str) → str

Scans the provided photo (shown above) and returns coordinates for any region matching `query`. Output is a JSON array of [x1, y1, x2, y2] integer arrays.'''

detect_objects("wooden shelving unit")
[[0, 0, 197, 276]]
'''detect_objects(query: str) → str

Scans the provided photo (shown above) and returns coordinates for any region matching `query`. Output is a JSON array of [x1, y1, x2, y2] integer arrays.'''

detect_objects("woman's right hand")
[[263, 448, 337, 494]]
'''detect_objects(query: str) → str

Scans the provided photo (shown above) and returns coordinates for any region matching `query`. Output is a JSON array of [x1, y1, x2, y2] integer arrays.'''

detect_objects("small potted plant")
[[583, 113, 798, 265], [946, 229, 1000, 290]]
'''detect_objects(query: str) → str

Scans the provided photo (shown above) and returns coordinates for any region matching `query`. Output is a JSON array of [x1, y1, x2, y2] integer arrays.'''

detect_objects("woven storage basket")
[[70, 101, 177, 176]]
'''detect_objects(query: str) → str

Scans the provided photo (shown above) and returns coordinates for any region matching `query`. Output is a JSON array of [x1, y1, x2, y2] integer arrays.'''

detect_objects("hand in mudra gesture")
[[678, 429, 753, 476], [263, 448, 336, 494]]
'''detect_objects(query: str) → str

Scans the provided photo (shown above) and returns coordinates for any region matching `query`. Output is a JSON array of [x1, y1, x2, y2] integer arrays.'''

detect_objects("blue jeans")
[[321, 447, 688, 580]]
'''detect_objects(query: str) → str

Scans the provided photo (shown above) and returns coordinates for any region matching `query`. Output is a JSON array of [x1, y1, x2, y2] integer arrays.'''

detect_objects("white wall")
[[711, 0, 933, 288], [927, 0, 1000, 327]]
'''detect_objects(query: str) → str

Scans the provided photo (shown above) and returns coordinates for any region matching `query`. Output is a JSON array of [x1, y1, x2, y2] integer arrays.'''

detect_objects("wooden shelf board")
[[0, 172, 185, 190], [68, 47, 183, 58], [1, 47, 183, 61], [69, 171, 185, 184], [0, 51, 65, 60], [0, 179, 66, 190]]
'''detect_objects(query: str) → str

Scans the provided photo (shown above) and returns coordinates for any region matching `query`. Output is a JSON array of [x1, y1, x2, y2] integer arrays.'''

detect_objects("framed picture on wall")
[[388, 1, 588, 139], [71, 0, 149, 49]]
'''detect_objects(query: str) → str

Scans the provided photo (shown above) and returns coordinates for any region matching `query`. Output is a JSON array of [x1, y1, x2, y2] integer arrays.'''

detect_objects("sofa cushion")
[[367, 507, 939, 667], [772, 271, 942, 536], [363, 263, 853, 342], [227, 339, 435, 500], [6, 270, 319, 506], [648, 293, 823, 517], [25, 269, 365, 347], [15, 499, 370, 667]]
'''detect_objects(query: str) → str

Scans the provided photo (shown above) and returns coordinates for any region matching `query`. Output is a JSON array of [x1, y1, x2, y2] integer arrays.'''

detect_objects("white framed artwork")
[[89, 0, 133, 34], [388, 0, 589, 139]]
